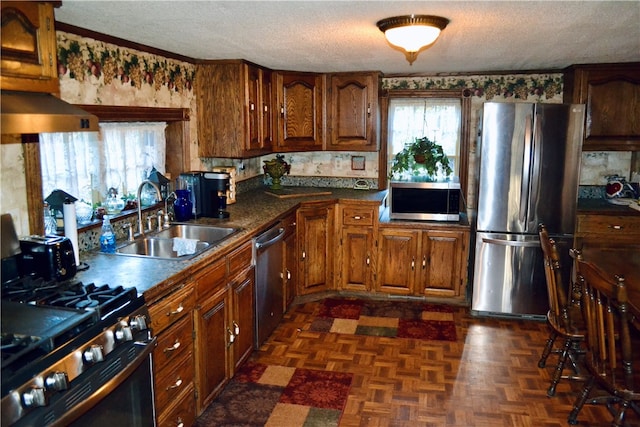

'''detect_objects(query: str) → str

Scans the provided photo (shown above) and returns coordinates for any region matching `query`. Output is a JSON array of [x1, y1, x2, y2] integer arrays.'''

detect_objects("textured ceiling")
[[54, 1, 640, 74]]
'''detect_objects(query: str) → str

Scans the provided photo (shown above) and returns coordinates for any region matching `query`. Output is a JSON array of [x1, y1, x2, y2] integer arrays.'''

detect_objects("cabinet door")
[[565, 64, 640, 150], [339, 226, 374, 291], [419, 230, 467, 298], [328, 72, 379, 151], [283, 215, 297, 310], [196, 61, 271, 158], [194, 285, 231, 413], [297, 204, 334, 294], [231, 267, 255, 371], [1, 1, 59, 93], [246, 64, 262, 151], [376, 228, 418, 295], [274, 71, 325, 152], [261, 68, 274, 150]]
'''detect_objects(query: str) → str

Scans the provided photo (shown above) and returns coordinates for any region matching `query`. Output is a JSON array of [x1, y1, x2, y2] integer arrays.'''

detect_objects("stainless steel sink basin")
[[154, 224, 239, 243], [116, 237, 210, 259], [111, 224, 240, 260]]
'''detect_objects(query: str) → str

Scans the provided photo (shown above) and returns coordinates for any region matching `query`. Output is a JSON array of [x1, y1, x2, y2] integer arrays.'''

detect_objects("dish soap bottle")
[[99, 215, 117, 253]]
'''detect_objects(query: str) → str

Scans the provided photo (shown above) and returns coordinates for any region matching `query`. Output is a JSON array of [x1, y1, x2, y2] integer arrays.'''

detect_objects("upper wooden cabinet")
[[327, 72, 380, 151], [1, 1, 59, 94], [563, 63, 640, 151], [273, 71, 325, 152], [196, 60, 272, 158]]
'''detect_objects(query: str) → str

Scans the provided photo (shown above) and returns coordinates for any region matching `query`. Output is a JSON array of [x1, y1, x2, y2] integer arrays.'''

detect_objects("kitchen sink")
[[154, 224, 239, 243], [111, 224, 240, 260]]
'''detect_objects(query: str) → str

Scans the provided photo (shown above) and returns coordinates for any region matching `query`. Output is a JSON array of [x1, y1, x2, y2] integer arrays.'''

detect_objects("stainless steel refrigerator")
[[471, 102, 585, 319]]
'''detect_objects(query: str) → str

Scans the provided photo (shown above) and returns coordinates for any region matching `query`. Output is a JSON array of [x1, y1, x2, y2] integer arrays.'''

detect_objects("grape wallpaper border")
[[382, 74, 563, 102], [56, 31, 195, 107]]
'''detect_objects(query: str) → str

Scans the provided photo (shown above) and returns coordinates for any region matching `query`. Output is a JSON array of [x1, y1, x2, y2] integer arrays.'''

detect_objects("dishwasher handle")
[[254, 226, 285, 249]]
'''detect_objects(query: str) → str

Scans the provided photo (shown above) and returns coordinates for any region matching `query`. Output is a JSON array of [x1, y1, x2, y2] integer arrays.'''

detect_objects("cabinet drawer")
[[155, 351, 194, 415], [195, 258, 226, 301], [228, 240, 253, 278], [149, 284, 195, 334], [342, 206, 375, 226], [157, 382, 196, 427], [577, 214, 640, 235], [154, 314, 193, 373]]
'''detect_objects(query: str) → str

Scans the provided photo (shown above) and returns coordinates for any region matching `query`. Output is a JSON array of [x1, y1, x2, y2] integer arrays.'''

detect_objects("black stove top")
[[1, 275, 144, 397]]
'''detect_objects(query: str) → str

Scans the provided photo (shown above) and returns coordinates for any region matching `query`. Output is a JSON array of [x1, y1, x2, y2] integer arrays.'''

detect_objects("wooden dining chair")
[[537, 223, 585, 396], [568, 259, 640, 426]]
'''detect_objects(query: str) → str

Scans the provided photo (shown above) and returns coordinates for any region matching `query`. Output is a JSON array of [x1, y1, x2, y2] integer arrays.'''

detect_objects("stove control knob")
[[84, 345, 104, 364], [115, 325, 133, 342], [23, 387, 46, 407], [45, 372, 69, 391], [130, 314, 148, 331]]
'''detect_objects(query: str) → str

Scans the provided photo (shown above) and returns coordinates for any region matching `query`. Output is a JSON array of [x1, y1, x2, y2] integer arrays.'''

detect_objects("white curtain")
[[40, 122, 167, 205], [388, 98, 461, 175]]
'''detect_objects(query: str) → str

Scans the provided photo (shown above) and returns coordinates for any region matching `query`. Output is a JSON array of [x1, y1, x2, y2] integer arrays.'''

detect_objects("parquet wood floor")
[[249, 298, 636, 427]]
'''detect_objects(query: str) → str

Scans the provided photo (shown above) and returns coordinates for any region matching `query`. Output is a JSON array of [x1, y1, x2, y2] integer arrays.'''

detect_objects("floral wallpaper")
[[56, 31, 195, 109], [382, 73, 563, 102]]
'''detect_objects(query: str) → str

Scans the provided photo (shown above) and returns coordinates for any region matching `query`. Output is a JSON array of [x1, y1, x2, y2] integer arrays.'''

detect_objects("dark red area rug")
[[194, 361, 352, 427], [309, 297, 457, 341]]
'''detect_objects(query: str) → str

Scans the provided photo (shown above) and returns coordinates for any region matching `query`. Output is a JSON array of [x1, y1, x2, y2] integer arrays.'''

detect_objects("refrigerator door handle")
[[481, 236, 540, 247], [519, 113, 534, 223]]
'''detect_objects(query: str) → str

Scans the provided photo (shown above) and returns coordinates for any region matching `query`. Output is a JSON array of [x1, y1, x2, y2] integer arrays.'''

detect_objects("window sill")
[[53, 203, 164, 234]]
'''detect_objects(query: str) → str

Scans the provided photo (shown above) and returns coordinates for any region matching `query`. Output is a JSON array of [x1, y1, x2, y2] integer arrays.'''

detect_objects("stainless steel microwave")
[[389, 180, 461, 221]]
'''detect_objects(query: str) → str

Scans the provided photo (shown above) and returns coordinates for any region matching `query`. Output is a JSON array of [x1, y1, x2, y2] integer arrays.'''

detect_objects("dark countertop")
[[577, 198, 640, 216], [74, 187, 388, 304]]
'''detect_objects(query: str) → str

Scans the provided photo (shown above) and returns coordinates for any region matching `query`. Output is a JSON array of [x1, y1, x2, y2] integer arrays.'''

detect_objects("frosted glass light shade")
[[377, 15, 449, 65], [384, 25, 442, 52]]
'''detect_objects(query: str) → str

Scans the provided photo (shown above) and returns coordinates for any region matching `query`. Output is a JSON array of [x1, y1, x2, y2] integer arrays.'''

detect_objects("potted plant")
[[389, 136, 453, 180]]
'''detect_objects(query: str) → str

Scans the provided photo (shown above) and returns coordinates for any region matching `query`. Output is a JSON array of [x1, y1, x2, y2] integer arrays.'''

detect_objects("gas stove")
[[1, 275, 153, 426]]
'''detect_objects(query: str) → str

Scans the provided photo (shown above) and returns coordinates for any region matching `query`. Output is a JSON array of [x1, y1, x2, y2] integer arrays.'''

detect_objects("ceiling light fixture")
[[376, 14, 449, 65]]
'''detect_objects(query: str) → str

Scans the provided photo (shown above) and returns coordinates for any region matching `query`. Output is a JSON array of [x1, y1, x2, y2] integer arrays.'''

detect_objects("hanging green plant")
[[389, 136, 453, 180]]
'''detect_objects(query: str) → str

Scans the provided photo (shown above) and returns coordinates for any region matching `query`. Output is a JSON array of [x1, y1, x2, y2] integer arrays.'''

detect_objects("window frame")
[[23, 105, 190, 235], [378, 89, 471, 201]]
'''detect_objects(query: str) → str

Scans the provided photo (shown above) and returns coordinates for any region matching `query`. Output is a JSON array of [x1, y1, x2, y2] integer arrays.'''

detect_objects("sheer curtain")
[[388, 98, 461, 176], [40, 122, 167, 205]]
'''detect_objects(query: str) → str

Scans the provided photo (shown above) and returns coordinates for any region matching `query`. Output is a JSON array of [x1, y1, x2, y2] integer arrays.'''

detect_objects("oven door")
[[68, 339, 157, 427], [15, 336, 157, 427]]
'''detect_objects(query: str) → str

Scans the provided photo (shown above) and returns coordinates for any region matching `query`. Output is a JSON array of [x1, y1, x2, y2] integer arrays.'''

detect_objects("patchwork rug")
[[194, 361, 352, 427], [309, 297, 457, 341]]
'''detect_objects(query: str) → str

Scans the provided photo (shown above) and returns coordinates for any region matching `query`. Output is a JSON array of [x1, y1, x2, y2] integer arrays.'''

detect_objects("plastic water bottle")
[[99, 215, 117, 253]]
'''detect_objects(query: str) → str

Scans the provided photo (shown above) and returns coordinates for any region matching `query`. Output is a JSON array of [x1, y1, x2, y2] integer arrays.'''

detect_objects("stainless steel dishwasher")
[[253, 221, 286, 347]]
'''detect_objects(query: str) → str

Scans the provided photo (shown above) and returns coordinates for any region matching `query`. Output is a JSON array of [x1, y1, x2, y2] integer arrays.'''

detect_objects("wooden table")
[[580, 245, 640, 328]]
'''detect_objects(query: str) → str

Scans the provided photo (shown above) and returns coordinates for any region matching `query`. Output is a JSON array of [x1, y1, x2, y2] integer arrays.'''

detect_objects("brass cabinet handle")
[[163, 339, 181, 353], [411, 257, 415, 271], [227, 327, 235, 347], [167, 304, 184, 317], [233, 321, 240, 335], [167, 378, 183, 390]]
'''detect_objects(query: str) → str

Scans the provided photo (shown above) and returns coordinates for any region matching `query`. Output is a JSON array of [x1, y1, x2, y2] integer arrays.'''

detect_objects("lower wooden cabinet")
[[194, 241, 255, 414], [148, 284, 196, 426], [297, 202, 335, 295], [282, 212, 297, 310], [575, 213, 640, 248], [376, 228, 418, 295], [157, 382, 196, 427], [376, 226, 469, 300], [419, 229, 468, 298], [194, 283, 230, 413], [336, 202, 378, 292]]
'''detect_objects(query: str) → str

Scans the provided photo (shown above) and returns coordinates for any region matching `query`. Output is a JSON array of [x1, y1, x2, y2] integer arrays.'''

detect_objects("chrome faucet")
[[136, 180, 162, 235]]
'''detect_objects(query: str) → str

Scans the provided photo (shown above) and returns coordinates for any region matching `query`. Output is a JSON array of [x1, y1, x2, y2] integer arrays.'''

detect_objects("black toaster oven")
[[19, 235, 77, 281]]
